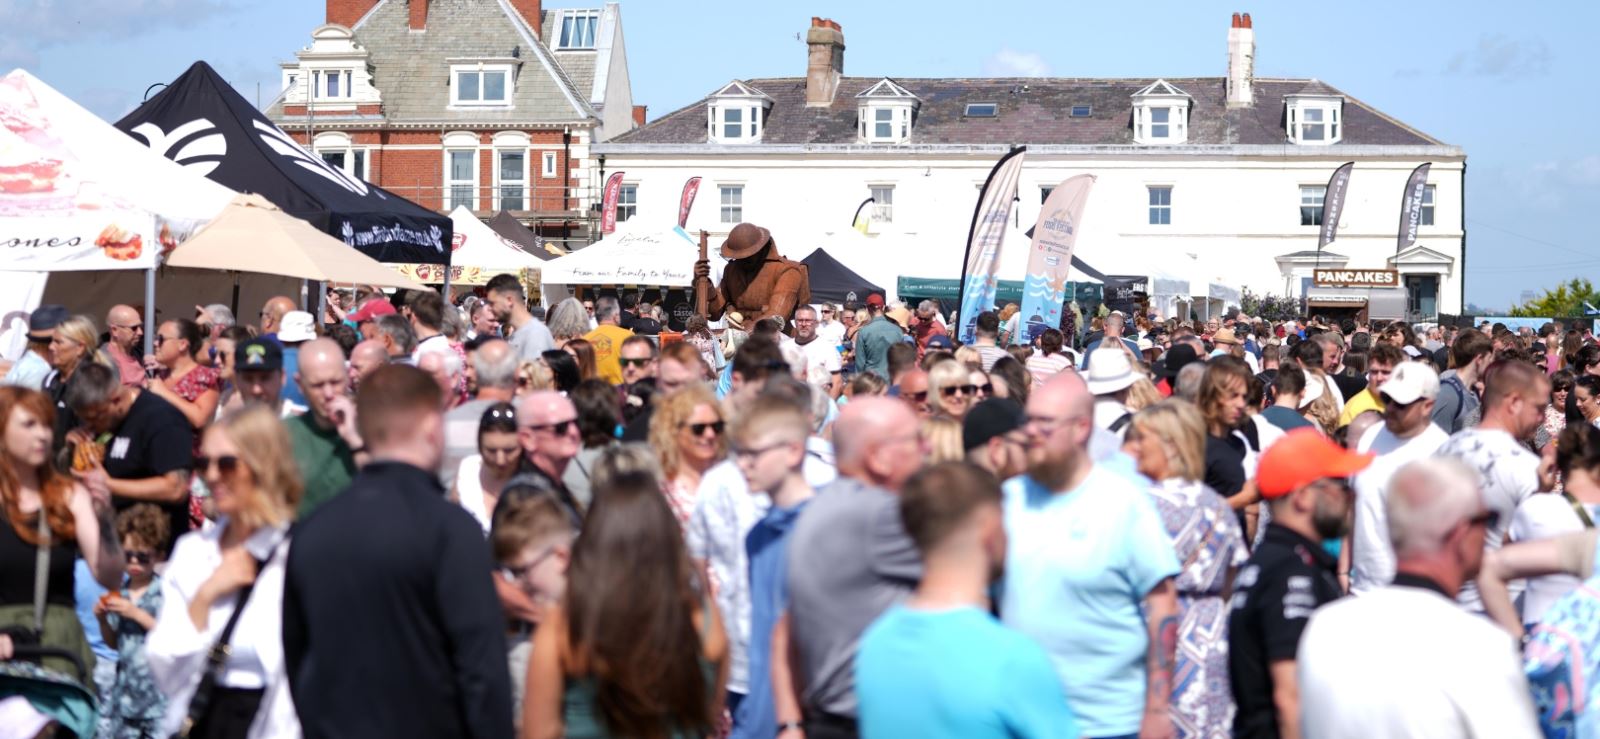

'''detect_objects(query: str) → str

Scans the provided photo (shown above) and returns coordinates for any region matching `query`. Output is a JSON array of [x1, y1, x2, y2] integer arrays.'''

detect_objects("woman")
[[721, 312, 749, 361], [564, 338, 599, 382], [146, 405, 300, 738], [1199, 356, 1258, 512], [953, 346, 982, 373], [517, 360, 555, 396], [1577, 375, 1600, 429], [563, 380, 621, 511], [213, 326, 254, 414], [146, 318, 221, 432], [1126, 376, 1163, 413], [546, 298, 592, 348], [523, 466, 727, 739], [927, 360, 976, 421], [1298, 371, 1339, 436], [1506, 423, 1600, 629], [1124, 400, 1247, 738], [0, 387, 123, 678], [45, 315, 110, 446], [996, 303, 1020, 346], [683, 316, 722, 373], [919, 416, 963, 464], [988, 356, 1032, 408], [1540, 369, 1574, 452], [648, 386, 726, 530], [451, 403, 521, 536], [1026, 328, 1077, 387], [542, 350, 583, 395]]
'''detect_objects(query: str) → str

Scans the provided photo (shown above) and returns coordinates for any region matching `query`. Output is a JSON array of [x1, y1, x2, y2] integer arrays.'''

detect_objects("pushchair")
[[0, 644, 98, 739]]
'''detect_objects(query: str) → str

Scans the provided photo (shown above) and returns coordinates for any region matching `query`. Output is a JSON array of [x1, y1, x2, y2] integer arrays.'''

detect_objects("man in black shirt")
[[65, 362, 193, 553], [284, 365, 512, 739], [1229, 429, 1372, 739]]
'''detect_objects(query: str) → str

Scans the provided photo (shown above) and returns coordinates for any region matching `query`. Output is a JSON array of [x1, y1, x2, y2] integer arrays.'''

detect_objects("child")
[[490, 492, 576, 728], [730, 395, 817, 739], [95, 503, 170, 739]]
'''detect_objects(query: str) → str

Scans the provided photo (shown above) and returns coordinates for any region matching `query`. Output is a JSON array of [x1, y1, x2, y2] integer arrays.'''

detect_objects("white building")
[[593, 14, 1465, 322]]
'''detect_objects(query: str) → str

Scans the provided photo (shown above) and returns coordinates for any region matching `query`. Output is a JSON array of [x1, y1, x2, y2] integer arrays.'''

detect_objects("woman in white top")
[[451, 402, 521, 536], [1507, 422, 1600, 627], [146, 405, 300, 739]]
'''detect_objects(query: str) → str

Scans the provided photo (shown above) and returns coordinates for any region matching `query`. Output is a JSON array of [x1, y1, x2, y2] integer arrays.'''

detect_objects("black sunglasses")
[[192, 455, 241, 476], [684, 421, 725, 436], [942, 384, 978, 398], [904, 390, 929, 403], [125, 550, 154, 565], [975, 383, 993, 396], [527, 419, 576, 435], [619, 357, 654, 368]]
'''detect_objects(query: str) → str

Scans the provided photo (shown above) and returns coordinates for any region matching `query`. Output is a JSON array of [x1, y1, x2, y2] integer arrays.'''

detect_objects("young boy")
[[95, 503, 170, 739], [730, 394, 817, 739], [489, 493, 576, 728]]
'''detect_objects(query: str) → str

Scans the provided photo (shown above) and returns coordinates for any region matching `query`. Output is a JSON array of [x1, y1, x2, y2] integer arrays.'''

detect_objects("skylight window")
[[1070, 105, 1092, 118], [965, 103, 998, 118]]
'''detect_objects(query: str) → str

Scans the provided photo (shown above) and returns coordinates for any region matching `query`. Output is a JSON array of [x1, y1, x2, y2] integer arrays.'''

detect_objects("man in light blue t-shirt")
[[1003, 372, 1181, 739], [858, 462, 1077, 739]]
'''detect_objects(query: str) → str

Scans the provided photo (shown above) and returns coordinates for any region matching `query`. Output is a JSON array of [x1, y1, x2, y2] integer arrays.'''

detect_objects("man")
[[417, 350, 462, 409], [911, 300, 947, 357], [349, 339, 389, 387], [64, 362, 193, 552], [409, 290, 450, 362], [1229, 429, 1372, 739], [816, 303, 846, 347], [347, 297, 398, 341], [1349, 361, 1449, 594], [1299, 458, 1541, 737], [375, 314, 417, 366], [259, 295, 296, 343], [486, 273, 554, 361], [970, 311, 1008, 371], [854, 299, 902, 380], [621, 342, 708, 442], [581, 298, 597, 329], [284, 365, 512, 739], [103, 304, 145, 388], [288, 338, 367, 516], [516, 390, 585, 526], [778, 397, 923, 738], [858, 462, 1079, 738], [583, 296, 635, 385], [1002, 372, 1180, 739], [1432, 328, 1493, 433], [1211, 328, 1259, 373], [1079, 313, 1141, 369], [793, 305, 843, 400], [617, 293, 640, 331], [1254, 339, 1281, 390], [630, 301, 663, 336], [897, 368, 931, 419], [1437, 359, 1549, 612], [442, 339, 517, 489], [1154, 343, 1201, 398], [1315, 333, 1364, 403], [618, 335, 658, 388], [3, 304, 64, 390], [1290, 339, 1344, 414], [1337, 343, 1403, 428], [693, 222, 810, 327], [1083, 348, 1136, 438], [278, 310, 317, 408], [233, 337, 292, 414], [962, 398, 1029, 480], [1259, 365, 1317, 433]]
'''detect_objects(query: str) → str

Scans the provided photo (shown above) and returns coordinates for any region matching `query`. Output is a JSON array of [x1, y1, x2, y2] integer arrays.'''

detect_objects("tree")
[[1510, 278, 1600, 318], [1241, 289, 1300, 322]]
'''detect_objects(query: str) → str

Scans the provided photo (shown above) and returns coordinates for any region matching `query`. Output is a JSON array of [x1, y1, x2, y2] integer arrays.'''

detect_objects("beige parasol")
[[165, 193, 428, 290]]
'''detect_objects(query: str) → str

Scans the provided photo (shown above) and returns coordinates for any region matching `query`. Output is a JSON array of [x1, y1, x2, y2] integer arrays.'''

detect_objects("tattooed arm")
[[1140, 577, 1179, 739]]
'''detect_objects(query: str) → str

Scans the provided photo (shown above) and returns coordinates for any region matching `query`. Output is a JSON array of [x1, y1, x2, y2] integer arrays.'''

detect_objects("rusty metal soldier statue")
[[692, 222, 810, 328]]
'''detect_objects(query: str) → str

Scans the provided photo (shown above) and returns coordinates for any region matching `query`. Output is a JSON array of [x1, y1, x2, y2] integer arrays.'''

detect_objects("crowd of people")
[[4, 273, 1600, 739]]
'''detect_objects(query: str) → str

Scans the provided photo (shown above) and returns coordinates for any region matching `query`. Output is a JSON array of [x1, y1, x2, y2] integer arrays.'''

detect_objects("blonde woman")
[[147, 405, 301, 738], [919, 416, 964, 464], [515, 360, 554, 396], [1125, 376, 1163, 413], [1299, 370, 1339, 436], [1122, 400, 1247, 737], [953, 346, 982, 373], [647, 385, 726, 530], [927, 360, 977, 421], [44, 315, 112, 444]]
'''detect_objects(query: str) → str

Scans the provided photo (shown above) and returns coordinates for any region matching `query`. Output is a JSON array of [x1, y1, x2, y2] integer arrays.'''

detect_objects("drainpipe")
[[1458, 160, 1467, 320], [562, 126, 573, 247]]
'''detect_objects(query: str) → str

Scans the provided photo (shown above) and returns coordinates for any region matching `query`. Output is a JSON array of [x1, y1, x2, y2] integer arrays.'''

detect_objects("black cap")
[[1154, 343, 1200, 380], [235, 338, 283, 372], [963, 398, 1026, 451], [27, 304, 67, 338]]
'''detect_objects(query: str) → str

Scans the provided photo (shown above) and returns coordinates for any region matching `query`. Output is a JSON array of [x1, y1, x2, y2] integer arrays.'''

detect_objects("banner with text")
[[1318, 161, 1355, 250], [1395, 162, 1431, 253], [956, 147, 1026, 343], [600, 171, 625, 234], [1018, 174, 1096, 345], [677, 176, 700, 229]]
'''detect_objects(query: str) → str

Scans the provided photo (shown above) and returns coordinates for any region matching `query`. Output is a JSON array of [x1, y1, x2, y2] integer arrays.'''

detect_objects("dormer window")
[[1286, 94, 1343, 145], [451, 63, 514, 107], [707, 81, 773, 144], [1131, 80, 1191, 145], [283, 25, 382, 109], [855, 79, 919, 144], [556, 10, 600, 50]]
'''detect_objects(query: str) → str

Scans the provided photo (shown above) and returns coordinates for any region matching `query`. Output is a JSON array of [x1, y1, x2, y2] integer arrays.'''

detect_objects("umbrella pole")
[[142, 268, 156, 357], [442, 268, 453, 304], [315, 282, 327, 335], [230, 273, 241, 318]]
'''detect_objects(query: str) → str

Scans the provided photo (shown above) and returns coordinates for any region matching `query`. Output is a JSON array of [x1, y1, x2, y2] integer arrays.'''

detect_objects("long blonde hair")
[[648, 385, 726, 478], [53, 315, 112, 373], [919, 416, 964, 464], [1129, 400, 1207, 482], [214, 404, 302, 528]]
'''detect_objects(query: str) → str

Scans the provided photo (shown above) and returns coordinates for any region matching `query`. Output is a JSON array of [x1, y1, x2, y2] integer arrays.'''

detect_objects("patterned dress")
[[1147, 477, 1249, 739], [102, 576, 166, 739], [167, 365, 219, 528]]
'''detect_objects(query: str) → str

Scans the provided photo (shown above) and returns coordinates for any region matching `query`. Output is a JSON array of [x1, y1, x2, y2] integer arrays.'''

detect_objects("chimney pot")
[[1242, 13, 1252, 28], [632, 105, 647, 128], [804, 18, 845, 107], [1231, 12, 1241, 28], [812, 16, 824, 27]]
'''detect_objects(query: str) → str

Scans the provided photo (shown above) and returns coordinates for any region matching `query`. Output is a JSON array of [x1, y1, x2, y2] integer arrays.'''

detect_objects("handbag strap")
[[33, 510, 49, 633], [1565, 491, 1597, 529], [179, 552, 267, 738]]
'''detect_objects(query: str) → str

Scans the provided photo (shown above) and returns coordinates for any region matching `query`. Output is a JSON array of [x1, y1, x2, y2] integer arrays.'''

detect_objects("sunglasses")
[[975, 383, 993, 396], [684, 421, 725, 436], [904, 390, 929, 403], [942, 384, 978, 398], [526, 419, 577, 435], [125, 550, 154, 565], [619, 357, 653, 368], [192, 454, 241, 476]]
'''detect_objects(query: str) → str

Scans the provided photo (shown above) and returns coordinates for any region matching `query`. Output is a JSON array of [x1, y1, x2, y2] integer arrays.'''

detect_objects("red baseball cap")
[[348, 298, 397, 323], [865, 293, 885, 307], [1258, 428, 1374, 498]]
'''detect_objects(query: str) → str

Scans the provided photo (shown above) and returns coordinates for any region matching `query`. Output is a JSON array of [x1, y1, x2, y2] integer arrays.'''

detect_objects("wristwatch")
[[778, 721, 803, 733]]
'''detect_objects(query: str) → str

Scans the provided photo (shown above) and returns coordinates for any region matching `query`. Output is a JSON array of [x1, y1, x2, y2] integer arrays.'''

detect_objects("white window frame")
[[541, 151, 558, 178], [1287, 99, 1343, 145], [708, 103, 763, 143], [445, 148, 479, 211], [1133, 105, 1187, 144], [1421, 184, 1436, 226], [616, 184, 638, 222], [556, 10, 600, 50], [1148, 185, 1172, 225], [494, 148, 528, 211], [310, 69, 354, 101], [869, 185, 894, 223], [1300, 185, 1326, 226], [859, 103, 914, 144], [317, 147, 367, 180], [450, 64, 514, 107], [719, 185, 744, 224]]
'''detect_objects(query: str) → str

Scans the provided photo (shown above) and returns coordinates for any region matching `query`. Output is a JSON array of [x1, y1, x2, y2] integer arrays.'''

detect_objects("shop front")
[[1305, 269, 1408, 324]]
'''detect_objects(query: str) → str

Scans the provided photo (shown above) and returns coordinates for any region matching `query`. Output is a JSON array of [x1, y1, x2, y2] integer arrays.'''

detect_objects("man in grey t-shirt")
[[487, 273, 554, 361], [779, 398, 923, 737]]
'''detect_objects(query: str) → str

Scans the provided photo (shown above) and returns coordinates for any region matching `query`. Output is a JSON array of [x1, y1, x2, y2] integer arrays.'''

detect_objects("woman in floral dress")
[[146, 319, 220, 528], [1124, 400, 1249, 739]]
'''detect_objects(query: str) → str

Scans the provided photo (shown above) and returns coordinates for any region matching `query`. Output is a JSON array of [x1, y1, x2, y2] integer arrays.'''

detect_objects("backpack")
[[1440, 373, 1470, 430]]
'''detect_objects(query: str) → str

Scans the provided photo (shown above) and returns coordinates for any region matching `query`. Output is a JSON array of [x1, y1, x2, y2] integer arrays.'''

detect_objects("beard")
[[1027, 452, 1075, 492], [1312, 495, 1350, 540]]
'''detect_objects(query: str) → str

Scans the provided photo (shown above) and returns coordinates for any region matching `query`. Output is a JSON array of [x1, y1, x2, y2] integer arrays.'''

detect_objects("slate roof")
[[267, 0, 595, 127], [608, 76, 1445, 148], [539, 9, 596, 104]]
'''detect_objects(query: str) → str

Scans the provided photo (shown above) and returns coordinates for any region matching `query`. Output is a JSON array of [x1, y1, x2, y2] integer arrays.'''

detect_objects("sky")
[[3, 0, 1595, 311]]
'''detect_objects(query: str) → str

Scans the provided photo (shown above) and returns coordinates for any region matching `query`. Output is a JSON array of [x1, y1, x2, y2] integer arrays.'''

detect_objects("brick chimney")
[[326, 0, 379, 27], [632, 105, 648, 127], [408, 0, 428, 31], [805, 17, 844, 108], [509, 0, 543, 38], [1226, 12, 1255, 108]]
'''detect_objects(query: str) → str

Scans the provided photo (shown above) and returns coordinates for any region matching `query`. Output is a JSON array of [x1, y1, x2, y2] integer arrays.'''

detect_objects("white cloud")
[[0, 0, 232, 71], [1444, 34, 1551, 78], [983, 48, 1050, 77]]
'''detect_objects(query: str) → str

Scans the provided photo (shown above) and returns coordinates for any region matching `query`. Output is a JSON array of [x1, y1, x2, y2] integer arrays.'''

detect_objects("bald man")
[[288, 338, 366, 516], [777, 397, 924, 735], [260, 295, 296, 343], [104, 304, 145, 387], [1001, 372, 1181, 739], [349, 340, 390, 389], [513, 390, 584, 528]]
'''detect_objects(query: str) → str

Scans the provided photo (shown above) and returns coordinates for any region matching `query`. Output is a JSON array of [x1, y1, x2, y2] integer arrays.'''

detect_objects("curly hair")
[[648, 385, 725, 479], [115, 503, 171, 553]]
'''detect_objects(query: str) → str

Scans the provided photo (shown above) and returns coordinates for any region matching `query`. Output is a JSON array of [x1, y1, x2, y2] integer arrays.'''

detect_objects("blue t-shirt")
[[1000, 466, 1180, 737], [857, 605, 1078, 739], [732, 501, 807, 739], [74, 560, 116, 661], [281, 346, 307, 406]]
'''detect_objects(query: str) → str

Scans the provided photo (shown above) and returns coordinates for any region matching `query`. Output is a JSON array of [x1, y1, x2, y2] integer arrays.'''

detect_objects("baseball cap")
[[1379, 361, 1440, 405], [27, 304, 67, 339], [1298, 372, 1325, 408], [865, 293, 885, 308], [963, 398, 1026, 451], [348, 298, 398, 323], [926, 334, 954, 351], [1258, 428, 1374, 499], [235, 338, 284, 373], [278, 311, 317, 343]]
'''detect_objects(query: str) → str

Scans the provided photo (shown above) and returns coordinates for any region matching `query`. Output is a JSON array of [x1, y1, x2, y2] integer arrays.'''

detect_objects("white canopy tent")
[[394, 206, 547, 286], [539, 224, 722, 304]]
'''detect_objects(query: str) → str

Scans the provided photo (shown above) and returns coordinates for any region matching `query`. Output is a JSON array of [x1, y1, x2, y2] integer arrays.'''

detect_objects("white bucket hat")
[[1084, 348, 1137, 396]]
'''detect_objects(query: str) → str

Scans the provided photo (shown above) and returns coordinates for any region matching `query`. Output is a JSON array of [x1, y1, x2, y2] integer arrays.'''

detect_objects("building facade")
[[594, 14, 1465, 321], [268, 0, 639, 250]]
